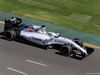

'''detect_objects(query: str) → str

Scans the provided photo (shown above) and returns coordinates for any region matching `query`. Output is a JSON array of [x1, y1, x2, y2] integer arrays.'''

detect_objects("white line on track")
[[26, 60, 47, 67], [7, 67, 28, 75]]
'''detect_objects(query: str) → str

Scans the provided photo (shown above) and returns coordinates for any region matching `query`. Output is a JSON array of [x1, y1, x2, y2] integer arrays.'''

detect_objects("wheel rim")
[[62, 47, 70, 55]]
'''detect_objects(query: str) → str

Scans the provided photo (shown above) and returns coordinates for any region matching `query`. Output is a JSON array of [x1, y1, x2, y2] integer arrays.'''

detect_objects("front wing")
[[72, 46, 94, 60]]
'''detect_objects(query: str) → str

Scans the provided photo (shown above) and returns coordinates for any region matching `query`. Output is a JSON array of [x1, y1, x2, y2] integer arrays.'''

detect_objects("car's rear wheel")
[[4, 29, 16, 41], [60, 45, 72, 56], [72, 38, 83, 47]]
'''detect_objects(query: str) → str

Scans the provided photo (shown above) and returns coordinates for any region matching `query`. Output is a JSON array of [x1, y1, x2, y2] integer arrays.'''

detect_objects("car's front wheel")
[[72, 38, 83, 47], [60, 45, 72, 56]]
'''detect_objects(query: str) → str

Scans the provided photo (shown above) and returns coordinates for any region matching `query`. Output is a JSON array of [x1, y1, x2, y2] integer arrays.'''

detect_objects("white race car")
[[3, 17, 94, 60]]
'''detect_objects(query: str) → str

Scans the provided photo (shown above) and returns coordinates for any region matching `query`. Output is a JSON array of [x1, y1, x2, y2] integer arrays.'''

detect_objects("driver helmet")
[[46, 32, 52, 37]]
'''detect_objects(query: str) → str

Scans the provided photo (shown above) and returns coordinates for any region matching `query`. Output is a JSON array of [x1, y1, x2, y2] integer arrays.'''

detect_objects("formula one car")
[[3, 17, 94, 60]]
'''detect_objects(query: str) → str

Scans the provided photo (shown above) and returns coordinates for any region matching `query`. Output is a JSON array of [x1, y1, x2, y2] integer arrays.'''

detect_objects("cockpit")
[[46, 32, 60, 38]]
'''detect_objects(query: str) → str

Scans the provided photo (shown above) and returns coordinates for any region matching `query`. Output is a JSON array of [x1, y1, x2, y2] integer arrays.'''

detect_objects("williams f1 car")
[[3, 17, 94, 60]]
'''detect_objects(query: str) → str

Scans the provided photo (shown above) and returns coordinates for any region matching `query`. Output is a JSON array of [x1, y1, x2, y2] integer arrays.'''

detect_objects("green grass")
[[0, 0, 100, 35]]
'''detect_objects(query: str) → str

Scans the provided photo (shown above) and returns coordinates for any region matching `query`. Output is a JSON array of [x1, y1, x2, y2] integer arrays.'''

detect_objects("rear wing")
[[4, 17, 22, 31]]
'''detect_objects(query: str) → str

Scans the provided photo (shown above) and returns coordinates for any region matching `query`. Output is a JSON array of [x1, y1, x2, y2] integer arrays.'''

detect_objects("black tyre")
[[4, 29, 16, 41], [44, 45, 49, 50], [60, 45, 72, 56], [72, 38, 83, 47]]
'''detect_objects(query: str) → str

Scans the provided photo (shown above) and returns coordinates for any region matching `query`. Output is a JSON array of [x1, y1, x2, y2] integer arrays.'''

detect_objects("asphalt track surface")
[[0, 23, 100, 75]]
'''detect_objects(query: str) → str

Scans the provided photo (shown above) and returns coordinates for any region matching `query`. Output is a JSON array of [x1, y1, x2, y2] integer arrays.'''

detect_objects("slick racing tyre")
[[72, 38, 83, 47], [4, 29, 16, 41], [60, 45, 72, 56]]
